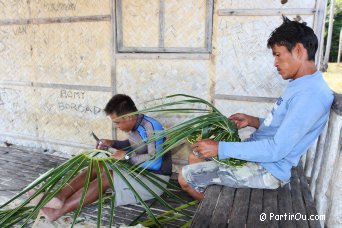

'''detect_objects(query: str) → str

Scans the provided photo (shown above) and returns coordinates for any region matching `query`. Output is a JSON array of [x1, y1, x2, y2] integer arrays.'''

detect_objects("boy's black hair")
[[104, 94, 138, 116], [267, 16, 318, 61]]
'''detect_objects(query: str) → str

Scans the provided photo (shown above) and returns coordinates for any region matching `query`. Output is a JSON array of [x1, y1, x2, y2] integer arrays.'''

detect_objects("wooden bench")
[[191, 165, 321, 228]]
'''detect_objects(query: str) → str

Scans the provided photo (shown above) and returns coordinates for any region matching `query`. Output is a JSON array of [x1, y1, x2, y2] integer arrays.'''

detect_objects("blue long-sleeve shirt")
[[218, 71, 334, 182]]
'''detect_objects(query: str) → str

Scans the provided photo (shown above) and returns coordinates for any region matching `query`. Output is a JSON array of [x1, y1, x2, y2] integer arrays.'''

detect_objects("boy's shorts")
[[113, 170, 170, 206], [182, 161, 282, 192]]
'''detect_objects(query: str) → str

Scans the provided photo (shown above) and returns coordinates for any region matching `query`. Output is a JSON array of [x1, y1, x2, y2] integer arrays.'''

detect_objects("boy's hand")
[[228, 113, 260, 129], [111, 150, 126, 160], [96, 139, 112, 150], [192, 139, 218, 158]]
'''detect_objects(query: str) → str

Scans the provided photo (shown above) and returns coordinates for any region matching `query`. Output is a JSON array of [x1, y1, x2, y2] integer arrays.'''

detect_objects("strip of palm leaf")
[[0, 149, 190, 227]]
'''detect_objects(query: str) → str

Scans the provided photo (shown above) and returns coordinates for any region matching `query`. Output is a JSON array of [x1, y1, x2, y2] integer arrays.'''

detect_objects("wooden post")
[[315, 0, 329, 70], [323, 0, 336, 71], [338, 28, 341, 63]]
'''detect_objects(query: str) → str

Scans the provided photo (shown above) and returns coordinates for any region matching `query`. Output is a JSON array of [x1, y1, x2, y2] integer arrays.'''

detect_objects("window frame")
[[116, 0, 214, 53]]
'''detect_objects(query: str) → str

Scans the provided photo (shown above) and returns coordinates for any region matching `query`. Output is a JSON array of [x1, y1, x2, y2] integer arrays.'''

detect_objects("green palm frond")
[[121, 94, 247, 171], [139, 200, 198, 227], [0, 149, 191, 228]]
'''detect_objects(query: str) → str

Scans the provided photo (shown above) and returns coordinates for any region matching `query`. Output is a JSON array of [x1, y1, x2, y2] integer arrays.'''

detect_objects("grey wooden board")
[[190, 185, 222, 228], [0, 146, 197, 227], [246, 188, 264, 228], [262, 189, 279, 227], [228, 188, 251, 228], [210, 187, 235, 227], [191, 166, 320, 228], [297, 165, 321, 228], [290, 169, 310, 228], [277, 183, 296, 228]]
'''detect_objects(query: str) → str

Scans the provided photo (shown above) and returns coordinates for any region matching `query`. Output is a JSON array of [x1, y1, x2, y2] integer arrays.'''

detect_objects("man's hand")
[[96, 139, 113, 150], [192, 139, 219, 158], [228, 113, 260, 129], [111, 150, 126, 160]]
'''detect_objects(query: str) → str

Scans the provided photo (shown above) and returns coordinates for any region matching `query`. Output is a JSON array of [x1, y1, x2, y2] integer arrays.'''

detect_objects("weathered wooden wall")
[[2, 0, 341, 226], [0, 1, 114, 156], [0, 0, 326, 169]]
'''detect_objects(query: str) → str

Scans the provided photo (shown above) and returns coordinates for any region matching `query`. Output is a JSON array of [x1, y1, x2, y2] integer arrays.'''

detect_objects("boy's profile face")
[[272, 44, 302, 80], [109, 112, 136, 132]]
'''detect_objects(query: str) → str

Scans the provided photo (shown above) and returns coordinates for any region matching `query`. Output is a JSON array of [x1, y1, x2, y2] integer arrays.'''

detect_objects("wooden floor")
[[0, 146, 197, 227]]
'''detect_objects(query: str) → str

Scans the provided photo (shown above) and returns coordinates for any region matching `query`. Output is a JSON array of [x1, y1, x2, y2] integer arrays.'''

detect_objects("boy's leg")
[[29, 165, 99, 209], [54, 165, 99, 203], [41, 171, 112, 221]]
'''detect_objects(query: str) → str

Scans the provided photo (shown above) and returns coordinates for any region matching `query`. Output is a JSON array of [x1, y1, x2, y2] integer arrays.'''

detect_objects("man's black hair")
[[267, 16, 318, 61], [104, 94, 138, 116]]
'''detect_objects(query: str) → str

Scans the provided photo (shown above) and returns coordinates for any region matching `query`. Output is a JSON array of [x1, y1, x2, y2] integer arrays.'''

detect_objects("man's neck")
[[294, 61, 317, 79]]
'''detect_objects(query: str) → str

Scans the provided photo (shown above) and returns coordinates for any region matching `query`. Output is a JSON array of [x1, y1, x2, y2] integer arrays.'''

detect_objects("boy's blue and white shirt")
[[218, 71, 334, 182], [111, 114, 172, 175]]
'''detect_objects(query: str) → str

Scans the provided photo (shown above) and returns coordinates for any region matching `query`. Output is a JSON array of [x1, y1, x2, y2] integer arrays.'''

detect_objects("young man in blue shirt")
[[178, 17, 334, 200]]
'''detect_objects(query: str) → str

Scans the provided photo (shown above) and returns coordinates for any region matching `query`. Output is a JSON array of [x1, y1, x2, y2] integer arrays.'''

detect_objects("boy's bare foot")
[[27, 189, 64, 209], [41, 208, 62, 222], [27, 189, 43, 205]]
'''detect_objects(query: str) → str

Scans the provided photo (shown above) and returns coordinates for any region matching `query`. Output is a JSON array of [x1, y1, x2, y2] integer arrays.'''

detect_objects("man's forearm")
[[111, 139, 131, 150]]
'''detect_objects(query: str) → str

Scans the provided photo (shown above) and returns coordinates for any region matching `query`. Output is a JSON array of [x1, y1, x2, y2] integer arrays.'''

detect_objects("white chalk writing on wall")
[[60, 89, 85, 99], [57, 90, 102, 115]]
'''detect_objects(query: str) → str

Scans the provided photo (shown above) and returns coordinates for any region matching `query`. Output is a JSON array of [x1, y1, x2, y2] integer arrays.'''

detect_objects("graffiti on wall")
[[57, 89, 102, 116]]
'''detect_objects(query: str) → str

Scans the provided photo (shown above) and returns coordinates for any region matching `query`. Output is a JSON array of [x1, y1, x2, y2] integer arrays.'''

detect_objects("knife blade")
[[91, 131, 115, 152], [91, 131, 100, 142]]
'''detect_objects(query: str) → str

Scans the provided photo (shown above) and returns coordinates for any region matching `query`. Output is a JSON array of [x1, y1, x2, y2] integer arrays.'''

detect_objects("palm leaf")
[[119, 94, 245, 172], [0, 154, 87, 226], [95, 160, 103, 228], [21, 157, 88, 227], [0, 153, 84, 211], [119, 163, 188, 205], [107, 160, 162, 227], [0, 149, 194, 227], [100, 161, 116, 228], [124, 168, 190, 220], [71, 159, 93, 228], [139, 200, 198, 227]]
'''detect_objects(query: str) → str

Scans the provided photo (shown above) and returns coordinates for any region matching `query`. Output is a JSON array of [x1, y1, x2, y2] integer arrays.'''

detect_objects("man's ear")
[[294, 43, 308, 60]]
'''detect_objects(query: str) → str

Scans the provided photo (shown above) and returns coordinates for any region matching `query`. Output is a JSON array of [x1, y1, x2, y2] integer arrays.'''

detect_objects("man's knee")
[[178, 169, 188, 189], [188, 152, 205, 164], [188, 152, 196, 161]]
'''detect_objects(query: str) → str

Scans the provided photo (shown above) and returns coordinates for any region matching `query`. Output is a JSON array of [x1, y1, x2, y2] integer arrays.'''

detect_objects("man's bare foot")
[[27, 189, 64, 209], [41, 208, 62, 222]]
